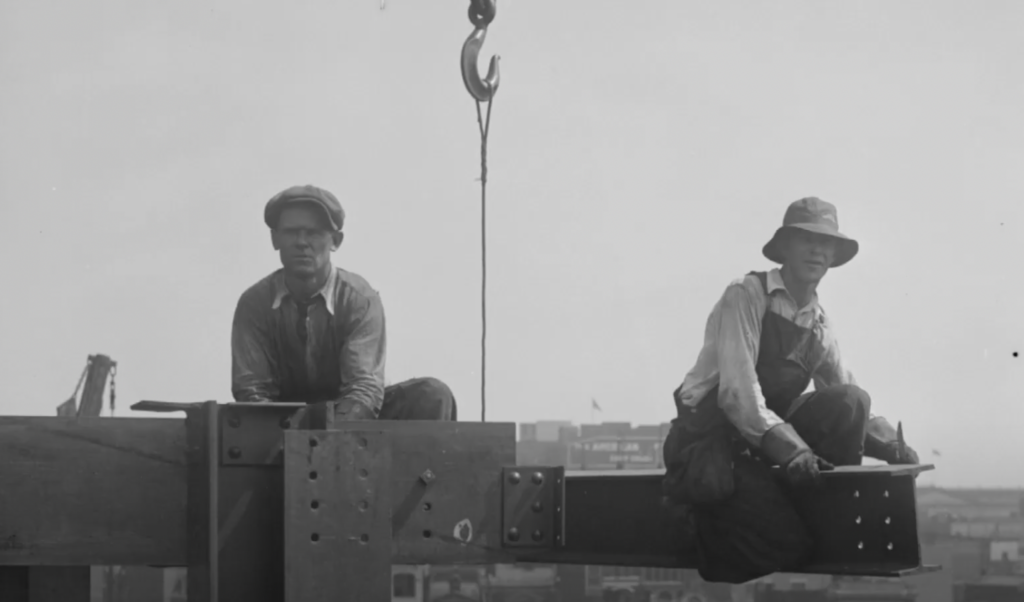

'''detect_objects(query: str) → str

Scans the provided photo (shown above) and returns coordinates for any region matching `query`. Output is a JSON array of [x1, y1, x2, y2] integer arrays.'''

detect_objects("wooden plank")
[[285, 429, 393, 602], [0, 417, 188, 566]]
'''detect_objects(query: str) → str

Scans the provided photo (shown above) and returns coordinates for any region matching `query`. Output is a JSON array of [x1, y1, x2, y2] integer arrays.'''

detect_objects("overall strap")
[[747, 270, 769, 296]]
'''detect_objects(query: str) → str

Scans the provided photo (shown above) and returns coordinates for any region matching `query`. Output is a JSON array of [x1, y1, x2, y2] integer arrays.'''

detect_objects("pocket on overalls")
[[662, 393, 736, 506]]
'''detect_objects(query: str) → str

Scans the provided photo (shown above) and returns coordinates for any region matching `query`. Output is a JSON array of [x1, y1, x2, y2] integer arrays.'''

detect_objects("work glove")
[[864, 417, 920, 465], [761, 423, 833, 487], [785, 450, 835, 486], [332, 399, 378, 422]]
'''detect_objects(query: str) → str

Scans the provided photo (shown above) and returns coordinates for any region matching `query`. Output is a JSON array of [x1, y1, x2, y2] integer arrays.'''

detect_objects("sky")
[[1, 0, 1021, 488]]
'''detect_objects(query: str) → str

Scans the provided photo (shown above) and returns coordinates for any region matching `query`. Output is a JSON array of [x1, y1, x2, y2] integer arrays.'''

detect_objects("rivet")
[[532, 501, 544, 513], [887, 542, 894, 550], [532, 530, 544, 542], [509, 472, 521, 485], [228, 415, 241, 428], [884, 490, 890, 498], [854, 490, 860, 498], [532, 472, 544, 485], [885, 516, 891, 525], [507, 528, 520, 542], [228, 447, 241, 459], [857, 541, 864, 550], [419, 469, 436, 485], [855, 516, 861, 525]]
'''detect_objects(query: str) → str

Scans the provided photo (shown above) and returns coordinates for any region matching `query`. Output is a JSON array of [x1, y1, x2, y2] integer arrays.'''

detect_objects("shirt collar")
[[766, 267, 820, 315], [271, 267, 337, 315]]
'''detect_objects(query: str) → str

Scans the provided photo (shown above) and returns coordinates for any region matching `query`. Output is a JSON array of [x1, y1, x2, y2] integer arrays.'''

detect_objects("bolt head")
[[508, 471, 521, 485], [531, 472, 544, 485], [228, 447, 241, 459], [507, 528, 520, 542]]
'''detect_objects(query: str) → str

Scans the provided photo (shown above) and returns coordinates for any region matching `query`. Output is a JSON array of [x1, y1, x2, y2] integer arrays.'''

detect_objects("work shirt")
[[674, 268, 862, 448], [231, 266, 387, 415]]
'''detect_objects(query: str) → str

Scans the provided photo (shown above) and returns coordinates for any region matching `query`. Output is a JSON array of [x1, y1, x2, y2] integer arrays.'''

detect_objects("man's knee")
[[820, 384, 871, 423], [389, 377, 457, 421]]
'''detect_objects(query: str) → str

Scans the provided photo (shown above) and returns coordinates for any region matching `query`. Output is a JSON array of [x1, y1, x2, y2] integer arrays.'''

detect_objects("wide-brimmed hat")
[[762, 197, 859, 268]]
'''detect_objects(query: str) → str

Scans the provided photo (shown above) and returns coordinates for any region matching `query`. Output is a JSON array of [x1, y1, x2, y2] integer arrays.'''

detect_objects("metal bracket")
[[218, 403, 336, 466], [501, 466, 565, 549], [284, 429, 393, 602], [798, 469, 925, 574]]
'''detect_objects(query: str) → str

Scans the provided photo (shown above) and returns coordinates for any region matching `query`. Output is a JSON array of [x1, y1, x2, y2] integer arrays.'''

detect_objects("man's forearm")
[[335, 380, 384, 417]]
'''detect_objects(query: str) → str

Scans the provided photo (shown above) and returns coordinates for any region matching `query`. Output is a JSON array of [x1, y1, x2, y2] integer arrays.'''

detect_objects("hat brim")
[[762, 223, 859, 268]]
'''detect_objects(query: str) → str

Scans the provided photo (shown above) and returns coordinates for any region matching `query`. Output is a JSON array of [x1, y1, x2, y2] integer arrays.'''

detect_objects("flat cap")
[[264, 184, 345, 231]]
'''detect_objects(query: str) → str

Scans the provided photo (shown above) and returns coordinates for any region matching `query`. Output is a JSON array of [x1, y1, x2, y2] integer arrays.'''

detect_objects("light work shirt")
[[674, 268, 865, 447]]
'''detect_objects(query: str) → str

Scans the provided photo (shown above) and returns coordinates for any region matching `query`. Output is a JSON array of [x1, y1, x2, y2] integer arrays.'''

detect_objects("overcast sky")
[[1, 0, 1021, 487]]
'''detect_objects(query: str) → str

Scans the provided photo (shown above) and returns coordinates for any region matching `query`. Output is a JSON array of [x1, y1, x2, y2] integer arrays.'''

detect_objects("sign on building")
[[568, 437, 663, 469]]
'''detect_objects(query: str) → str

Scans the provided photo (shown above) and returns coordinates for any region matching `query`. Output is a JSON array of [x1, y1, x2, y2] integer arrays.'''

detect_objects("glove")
[[332, 399, 378, 422], [785, 450, 835, 486], [761, 423, 832, 486], [864, 417, 920, 465]]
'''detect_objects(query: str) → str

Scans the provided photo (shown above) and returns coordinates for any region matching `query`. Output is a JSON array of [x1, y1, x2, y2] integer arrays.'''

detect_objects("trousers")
[[666, 383, 870, 584], [378, 377, 458, 421]]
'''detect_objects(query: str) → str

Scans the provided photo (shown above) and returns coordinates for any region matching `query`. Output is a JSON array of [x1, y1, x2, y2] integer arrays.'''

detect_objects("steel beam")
[[0, 416, 187, 566], [0, 404, 940, 602], [506, 466, 937, 577], [284, 429, 393, 602]]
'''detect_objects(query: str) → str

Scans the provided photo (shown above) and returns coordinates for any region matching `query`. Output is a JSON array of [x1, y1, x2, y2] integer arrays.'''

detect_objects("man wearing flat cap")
[[660, 197, 918, 583], [231, 184, 456, 422]]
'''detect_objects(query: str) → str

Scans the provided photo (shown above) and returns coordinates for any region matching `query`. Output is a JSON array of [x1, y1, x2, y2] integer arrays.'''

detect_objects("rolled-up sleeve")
[[336, 291, 386, 416], [231, 295, 280, 403], [715, 283, 786, 447]]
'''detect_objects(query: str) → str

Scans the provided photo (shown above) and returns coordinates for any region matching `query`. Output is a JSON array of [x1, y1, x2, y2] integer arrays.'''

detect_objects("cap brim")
[[266, 197, 341, 231], [762, 224, 859, 268]]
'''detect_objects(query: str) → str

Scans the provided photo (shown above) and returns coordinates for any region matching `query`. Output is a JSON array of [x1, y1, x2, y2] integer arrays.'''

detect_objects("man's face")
[[780, 229, 839, 283], [271, 204, 341, 277]]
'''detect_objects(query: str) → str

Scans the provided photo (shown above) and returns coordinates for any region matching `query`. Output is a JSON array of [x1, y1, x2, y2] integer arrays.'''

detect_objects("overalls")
[[661, 272, 869, 583]]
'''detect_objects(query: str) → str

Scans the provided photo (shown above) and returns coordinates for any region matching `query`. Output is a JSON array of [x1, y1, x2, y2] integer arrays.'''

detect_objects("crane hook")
[[461, 0, 500, 102]]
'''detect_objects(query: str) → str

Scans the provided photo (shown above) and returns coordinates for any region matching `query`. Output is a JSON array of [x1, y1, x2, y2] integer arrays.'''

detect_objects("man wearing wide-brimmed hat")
[[230, 184, 457, 422], [660, 197, 918, 584]]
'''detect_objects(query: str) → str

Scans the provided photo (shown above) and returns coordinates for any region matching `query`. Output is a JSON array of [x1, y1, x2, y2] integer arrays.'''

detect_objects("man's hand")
[[784, 451, 834, 487], [882, 441, 919, 465], [865, 417, 921, 465], [333, 399, 377, 422]]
